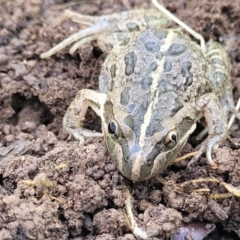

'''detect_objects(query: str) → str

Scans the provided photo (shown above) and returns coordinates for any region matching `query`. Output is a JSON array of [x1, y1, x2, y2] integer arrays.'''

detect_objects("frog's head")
[[102, 100, 196, 181]]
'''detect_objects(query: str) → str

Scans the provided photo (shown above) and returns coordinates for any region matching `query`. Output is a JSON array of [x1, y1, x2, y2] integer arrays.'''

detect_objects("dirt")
[[0, 0, 240, 239]]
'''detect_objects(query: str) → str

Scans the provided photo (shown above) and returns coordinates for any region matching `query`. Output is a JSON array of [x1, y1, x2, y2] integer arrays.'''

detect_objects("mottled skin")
[[62, 9, 233, 181]]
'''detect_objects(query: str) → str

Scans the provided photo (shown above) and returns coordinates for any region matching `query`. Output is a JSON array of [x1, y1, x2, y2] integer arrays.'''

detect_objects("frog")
[[41, 0, 234, 182]]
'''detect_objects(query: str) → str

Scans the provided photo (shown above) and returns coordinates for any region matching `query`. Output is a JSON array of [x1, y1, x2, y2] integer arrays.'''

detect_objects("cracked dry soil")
[[1, 0, 240, 239]]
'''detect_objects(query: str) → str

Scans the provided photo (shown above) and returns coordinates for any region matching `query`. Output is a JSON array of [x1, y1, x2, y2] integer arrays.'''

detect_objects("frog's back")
[[100, 28, 211, 120]]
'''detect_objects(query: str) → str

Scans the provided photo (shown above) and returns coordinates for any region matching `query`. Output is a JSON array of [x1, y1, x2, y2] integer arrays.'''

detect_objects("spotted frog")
[[42, 3, 234, 181]]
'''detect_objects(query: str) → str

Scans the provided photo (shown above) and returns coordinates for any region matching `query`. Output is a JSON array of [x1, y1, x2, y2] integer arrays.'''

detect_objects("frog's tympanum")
[[42, 6, 234, 182]]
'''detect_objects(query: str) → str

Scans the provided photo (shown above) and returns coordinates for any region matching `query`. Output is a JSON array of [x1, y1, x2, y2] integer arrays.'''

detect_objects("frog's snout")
[[122, 148, 157, 181]]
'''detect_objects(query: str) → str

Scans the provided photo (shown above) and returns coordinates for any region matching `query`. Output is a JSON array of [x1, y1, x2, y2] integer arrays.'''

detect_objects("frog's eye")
[[108, 120, 119, 137], [163, 130, 178, 148]]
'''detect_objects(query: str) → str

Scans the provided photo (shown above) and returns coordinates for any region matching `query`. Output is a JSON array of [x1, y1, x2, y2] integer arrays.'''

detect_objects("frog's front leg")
[[63, 89, 107, 145], [188, 93, 227, 167]]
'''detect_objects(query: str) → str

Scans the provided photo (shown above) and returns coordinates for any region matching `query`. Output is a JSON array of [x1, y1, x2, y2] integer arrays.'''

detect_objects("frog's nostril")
[[131, 145, 141, 154], [146, 159, 153, 166]]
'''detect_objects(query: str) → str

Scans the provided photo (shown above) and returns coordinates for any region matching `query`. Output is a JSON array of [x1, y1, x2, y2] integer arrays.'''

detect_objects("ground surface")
[[1, 0, 240, 239]]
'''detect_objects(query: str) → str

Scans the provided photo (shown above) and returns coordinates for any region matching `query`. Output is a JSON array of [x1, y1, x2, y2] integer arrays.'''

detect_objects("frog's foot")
[[187, 133, 224, 169], [62, 89, 106, 146], [65, 127, 104, 146], [190, 93, 228, 168]]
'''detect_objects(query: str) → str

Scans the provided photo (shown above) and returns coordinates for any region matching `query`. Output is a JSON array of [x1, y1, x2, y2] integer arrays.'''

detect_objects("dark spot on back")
[[156, 52, 163, 60], [164, 61, 172, 72], [123, 115, 134, 131], [148, 62, 158, 72], [151, 29, 167, 40], [167, 43, 186, 56], [158, 79, 174, 93], [110, 64, 117, 79], [126, 22, 140, 32], [141, 76, 152, 90], [181, 61, 193, 87], [142, 100, 148, 109], [124, 51, 138, 76], [120, 87, 131, 106], [144, 41, 160, 53]]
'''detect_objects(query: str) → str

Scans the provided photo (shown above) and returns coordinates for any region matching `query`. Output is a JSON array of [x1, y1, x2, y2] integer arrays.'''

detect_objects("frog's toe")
[[64, 10, 99, 25], [68, 127, 104, 146], [73, 134, 85, 146], [187, 135, 223, 169], [69, 35, 99, 54], [187, 147, 205, 168], [206, 135, 221, 166], [65, 127, 86, 145]]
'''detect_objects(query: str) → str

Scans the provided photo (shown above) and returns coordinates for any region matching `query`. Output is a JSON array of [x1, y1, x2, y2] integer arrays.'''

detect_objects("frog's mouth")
[[106, 122, 196, 182]]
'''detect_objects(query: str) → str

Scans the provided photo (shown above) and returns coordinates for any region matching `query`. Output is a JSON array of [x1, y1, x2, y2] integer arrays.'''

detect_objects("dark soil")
[[1, 0, 240, 239]]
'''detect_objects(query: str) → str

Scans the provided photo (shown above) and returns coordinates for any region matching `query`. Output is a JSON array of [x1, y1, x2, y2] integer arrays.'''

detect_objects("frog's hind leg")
[[188, 93, 228, 168], [40, 11, 112, 58], [41, 7, 171, 58]]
